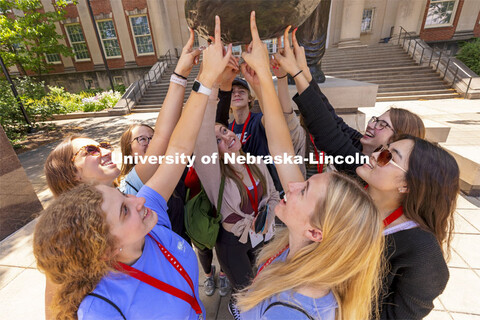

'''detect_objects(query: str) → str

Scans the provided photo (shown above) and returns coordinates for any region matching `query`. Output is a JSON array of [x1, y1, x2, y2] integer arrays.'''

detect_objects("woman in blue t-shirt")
[[235, 12, 385, 320], [34, 16, 233, 320]]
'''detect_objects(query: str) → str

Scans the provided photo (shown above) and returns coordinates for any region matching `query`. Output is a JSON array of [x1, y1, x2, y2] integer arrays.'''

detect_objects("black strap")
[[125, 180, 139, 193], [263, 301, 315, 320], [87, 293, 127, 320], [215, 176, 226, 217]]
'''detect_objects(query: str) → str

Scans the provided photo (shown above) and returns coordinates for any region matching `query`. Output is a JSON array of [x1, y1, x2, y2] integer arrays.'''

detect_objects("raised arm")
[[242, 11, 304, 190], [145, 16, 232, 200], [136, 28, 202, 183]]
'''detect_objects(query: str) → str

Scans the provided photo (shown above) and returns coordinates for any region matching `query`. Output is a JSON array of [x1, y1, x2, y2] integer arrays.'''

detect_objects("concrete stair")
[[322, 44, 460, 102], [132, 62, 201, 112]]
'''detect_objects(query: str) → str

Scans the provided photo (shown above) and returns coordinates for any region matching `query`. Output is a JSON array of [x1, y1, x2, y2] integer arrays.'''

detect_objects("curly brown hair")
[[34, 184, 116, 320]]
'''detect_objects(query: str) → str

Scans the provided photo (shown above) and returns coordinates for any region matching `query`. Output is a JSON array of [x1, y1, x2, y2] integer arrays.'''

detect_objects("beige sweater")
[[194, 88, 280, 244]]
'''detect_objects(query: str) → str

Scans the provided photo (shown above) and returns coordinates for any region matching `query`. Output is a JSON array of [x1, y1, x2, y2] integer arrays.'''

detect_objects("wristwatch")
[[192, 80, 212, 96]]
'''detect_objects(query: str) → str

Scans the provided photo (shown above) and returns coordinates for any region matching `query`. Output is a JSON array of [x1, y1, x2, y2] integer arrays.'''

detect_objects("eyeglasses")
[[72, 142, 112, 162], [132, 135, 153, 146], [374, 145, 407, 173], [368, 116, 396, 133]]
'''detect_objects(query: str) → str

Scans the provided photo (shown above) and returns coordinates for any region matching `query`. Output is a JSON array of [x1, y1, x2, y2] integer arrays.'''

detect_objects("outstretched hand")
[[273, 26, 302, 76], [198, 16, 233, 88], [241, 11, 271, 79], [292, 28, 312, 81], [175, 28, 202, 78]]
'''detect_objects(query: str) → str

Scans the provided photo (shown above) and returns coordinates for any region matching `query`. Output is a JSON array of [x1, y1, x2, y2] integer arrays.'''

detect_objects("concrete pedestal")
[[0, 126, 43, 240]]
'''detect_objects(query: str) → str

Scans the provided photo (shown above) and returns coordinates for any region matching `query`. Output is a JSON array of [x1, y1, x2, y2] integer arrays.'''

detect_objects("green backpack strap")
[[215, 176, 226, 217]]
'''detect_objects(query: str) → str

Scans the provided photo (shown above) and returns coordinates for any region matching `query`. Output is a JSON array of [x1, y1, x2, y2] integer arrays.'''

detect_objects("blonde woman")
[[235, 12, 385, 319]]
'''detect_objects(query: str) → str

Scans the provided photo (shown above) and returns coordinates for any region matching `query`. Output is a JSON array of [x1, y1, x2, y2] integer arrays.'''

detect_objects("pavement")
[[1, 97, 480, 319]]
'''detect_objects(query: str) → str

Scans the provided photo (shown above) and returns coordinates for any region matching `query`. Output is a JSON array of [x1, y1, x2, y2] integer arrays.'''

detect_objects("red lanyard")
[[383, 206, 403, 227], [364, 185, 404, 227], [115, 234, 203, 316], [231, 112, 251, 145], [309, 134, 324, 173], [254, 245, 289, 280], [241, 164, 259, 215]]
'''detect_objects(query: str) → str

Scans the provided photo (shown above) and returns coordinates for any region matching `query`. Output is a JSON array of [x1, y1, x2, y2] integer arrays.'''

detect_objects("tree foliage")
[[0, 0, 75, 75], [456, 38, 480, 76]]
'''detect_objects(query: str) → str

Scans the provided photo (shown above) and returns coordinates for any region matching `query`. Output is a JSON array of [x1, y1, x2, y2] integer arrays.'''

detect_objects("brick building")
[[6, 0, 480, 92]]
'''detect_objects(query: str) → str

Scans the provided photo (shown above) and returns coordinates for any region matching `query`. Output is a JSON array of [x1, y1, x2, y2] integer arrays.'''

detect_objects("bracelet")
[[173, 71, 187, 80], [170, 74, 187, 87], [277, 74, 288, 79], [292, 70, 303, 78]]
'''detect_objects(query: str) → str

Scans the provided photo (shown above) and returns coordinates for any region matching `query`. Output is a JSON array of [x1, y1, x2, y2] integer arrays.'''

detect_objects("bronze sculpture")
[[185, 0, 330, 82]]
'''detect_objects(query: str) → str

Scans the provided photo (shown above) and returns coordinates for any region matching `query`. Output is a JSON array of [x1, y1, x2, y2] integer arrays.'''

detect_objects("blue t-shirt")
[[240, 250, 338, 320], [118, 167, 143, 196], [230, 112, 269, 157], [78, 186, 203, 319]]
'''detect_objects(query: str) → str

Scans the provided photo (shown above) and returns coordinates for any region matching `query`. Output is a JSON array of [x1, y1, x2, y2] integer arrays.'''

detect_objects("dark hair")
[[396, 134, 459, 257]]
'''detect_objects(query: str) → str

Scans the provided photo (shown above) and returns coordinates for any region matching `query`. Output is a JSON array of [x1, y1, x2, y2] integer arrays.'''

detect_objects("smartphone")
[[254, 205, 268, 234]]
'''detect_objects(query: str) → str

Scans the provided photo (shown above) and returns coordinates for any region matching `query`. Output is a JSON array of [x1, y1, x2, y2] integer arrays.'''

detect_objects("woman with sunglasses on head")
[[34, 16, 232, 320], [231, 12, 385, 320], [42, 28, 202, 319], [273, 27, 425, 175], [117, 124, 189, 242]]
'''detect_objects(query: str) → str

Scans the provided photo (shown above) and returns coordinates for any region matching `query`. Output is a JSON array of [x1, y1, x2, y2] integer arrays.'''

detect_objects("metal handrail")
[[396, 26, 474, 98], [118, 49, 175, 112]]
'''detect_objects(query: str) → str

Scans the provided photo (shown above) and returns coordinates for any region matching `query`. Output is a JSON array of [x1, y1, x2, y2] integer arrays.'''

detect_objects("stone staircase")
[[132, 62, 201, 113], [322, 43, 460, 102]]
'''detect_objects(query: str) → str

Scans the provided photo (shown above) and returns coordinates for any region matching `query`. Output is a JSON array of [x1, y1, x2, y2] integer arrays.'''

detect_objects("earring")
[[398, 187, 408, 193], [119, 248, 123, 252]]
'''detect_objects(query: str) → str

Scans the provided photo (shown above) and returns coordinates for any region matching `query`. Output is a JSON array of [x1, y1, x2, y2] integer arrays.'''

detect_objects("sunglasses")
[[72, 142, 112, 162], [374, 145, 407, 173], [368, 116, 396, 133], [132, 135, 153, 146]]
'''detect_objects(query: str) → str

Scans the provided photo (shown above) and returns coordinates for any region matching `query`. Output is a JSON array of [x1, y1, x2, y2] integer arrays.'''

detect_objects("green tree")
[[456, 38, 480, 76], [0, 0, 75, 76]]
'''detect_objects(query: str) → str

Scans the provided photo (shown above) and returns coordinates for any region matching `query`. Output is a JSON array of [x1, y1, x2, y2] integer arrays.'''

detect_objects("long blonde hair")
[[34, 184, 116, 320], [236, 172, 385, 320]]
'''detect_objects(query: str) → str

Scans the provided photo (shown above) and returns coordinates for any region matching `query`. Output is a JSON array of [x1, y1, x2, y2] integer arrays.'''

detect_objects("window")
[[425, 0, 457, 27], [84, 79, 95, 89], [129, 15, 154, 55], [65, 24, 90, 61], [232, 45, 242, 57], [97, 19, 122, 58], [114, 76, 124, 86], [361, 8, 374, 33], [45, 53, 62, 64]]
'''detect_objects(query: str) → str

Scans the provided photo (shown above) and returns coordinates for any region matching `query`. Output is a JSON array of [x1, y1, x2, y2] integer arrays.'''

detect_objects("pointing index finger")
[[186, 27, 195, 49], [250, 11, 261, 42], [283, 25, 292, 49], [214, 15, 221, 45]]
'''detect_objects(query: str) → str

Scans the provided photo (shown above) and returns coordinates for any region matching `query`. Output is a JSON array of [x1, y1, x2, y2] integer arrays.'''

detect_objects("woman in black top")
[[274, 27, 460, 319]]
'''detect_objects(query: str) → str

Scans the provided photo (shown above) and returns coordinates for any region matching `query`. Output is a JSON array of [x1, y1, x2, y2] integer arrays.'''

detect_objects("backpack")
[[184, 177, 225, 250]]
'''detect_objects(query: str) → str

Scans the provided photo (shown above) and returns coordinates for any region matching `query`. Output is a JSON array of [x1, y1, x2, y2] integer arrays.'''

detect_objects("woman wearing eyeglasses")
[[116, 124, 189, 242], [35, 16, 233, 320], [274, 27, 425, 175], [43, 28, 202, 319]]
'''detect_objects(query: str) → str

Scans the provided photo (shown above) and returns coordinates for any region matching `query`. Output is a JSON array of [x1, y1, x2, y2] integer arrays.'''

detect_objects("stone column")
[[393, 0, 428, 35], [337, 0, 366, 48], [110, 0, 135, 64], [76, 0, 103, 65], [147, 0, 175, 57]]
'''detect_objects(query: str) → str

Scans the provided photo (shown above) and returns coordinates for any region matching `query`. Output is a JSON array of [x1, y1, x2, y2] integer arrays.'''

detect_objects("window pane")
[[361, 9, 373, 32], [46, 53, 61, 63], [72, 43, 89, 60], [103, 39, 121, 57], [98, 20, 117, 39], [66, 25, 85, 43], [131, 16, 150, 36], [426, 0, 456, 25], [135, 36, 154, 54]]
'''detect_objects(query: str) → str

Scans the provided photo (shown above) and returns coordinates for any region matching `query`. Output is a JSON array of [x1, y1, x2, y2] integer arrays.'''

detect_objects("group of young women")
[[33, 11, 459, 320]]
